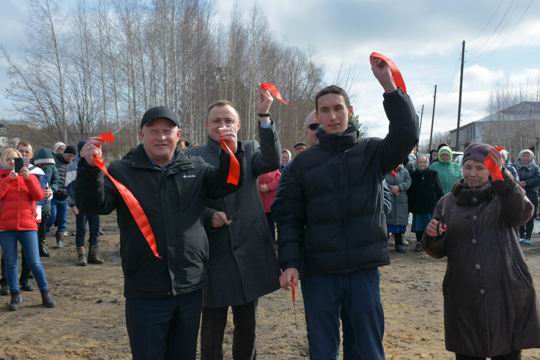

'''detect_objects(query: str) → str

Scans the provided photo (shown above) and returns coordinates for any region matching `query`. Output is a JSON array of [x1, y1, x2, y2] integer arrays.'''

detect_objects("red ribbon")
[[485, 145, 504, 181], [291, 281, 297, 305], [219, 138, 240, 186], [259, 82, 288, 105], [93, 132, 160, 258], [369, 52, 407, 93]]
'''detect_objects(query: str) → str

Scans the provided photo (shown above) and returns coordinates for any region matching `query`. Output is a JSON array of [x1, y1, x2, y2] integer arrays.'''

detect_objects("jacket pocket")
[[173, 169, 197, 212], [512, 261, 533, 289]]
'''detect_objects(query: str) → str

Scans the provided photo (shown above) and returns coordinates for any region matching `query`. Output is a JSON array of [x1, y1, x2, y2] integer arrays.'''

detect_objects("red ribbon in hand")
[[219, 138, 240, 186], [259, 82, 288, 105], [484, 146, 504, 182], [369, 52, 407, 93], [291, 280, 297, 305], [92, 133, 160, 258]]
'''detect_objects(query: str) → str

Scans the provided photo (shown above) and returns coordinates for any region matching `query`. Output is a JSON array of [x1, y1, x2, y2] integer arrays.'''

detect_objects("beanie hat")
[[438, 146, 453, 162], [54, 142, 66, 153], [33, 148, 56, 165], [463, 143, 491, 164], [64, 145, 77, 155]]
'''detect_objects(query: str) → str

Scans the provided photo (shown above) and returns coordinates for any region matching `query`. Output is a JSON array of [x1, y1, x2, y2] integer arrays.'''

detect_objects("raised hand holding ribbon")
[[259, 82, 288, 105], [369, 52, 405, 93], [484, 146, 504, 182]]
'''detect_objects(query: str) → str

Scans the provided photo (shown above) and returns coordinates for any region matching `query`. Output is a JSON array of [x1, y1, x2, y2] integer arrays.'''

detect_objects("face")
[[63, 153, 76, 162], [463, 160, 489, 188], [417, 157, 428, 170], [521, 152, 532, 164], [206, 105, 240, 142], [57, 145, 66, 154], [2, 151, 19, 168], [431, 151, 438, 160], [17, 145, 33, 159], [315, 94, 353, 135], [440, 153, 450, 162], [281, 151, 290, 165], [305, 114, 319, 146], [139, 118, 181, 164]]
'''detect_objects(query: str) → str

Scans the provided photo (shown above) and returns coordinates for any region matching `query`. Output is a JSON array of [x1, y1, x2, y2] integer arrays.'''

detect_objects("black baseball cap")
[[140, 106, 180, 129]]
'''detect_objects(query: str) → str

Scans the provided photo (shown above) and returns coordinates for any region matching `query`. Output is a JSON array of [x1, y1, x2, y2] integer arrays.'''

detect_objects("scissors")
[[227, 210, 240, 223]]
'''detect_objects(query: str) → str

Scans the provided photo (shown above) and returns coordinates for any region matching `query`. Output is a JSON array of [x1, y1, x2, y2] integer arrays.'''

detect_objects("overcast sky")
[[1, 0, 539, 142]]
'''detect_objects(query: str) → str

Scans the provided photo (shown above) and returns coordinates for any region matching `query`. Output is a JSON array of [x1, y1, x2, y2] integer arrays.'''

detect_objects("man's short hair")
[[16, 141, 31, 149], [315, 85, 351, 111], [207, 100, 237, 118]]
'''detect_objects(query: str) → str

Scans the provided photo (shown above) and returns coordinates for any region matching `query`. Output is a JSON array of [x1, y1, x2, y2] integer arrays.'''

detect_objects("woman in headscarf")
[[430, 145, 463, 194], [407, 154, 443, 251], [423, 143, 540, 360], [514, 149, 540, 245], [384, 163, 411, 253]]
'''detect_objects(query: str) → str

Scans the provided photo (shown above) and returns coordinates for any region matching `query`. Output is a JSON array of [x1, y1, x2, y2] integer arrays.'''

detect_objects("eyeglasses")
[[307, 123, 319, 130]]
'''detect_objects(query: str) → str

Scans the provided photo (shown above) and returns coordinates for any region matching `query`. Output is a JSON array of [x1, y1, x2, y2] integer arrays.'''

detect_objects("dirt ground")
[[2, 214, 540, 360]]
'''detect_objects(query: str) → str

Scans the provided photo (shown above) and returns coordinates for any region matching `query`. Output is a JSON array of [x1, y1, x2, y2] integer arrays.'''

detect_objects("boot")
[[41, 291, 56, 308], [55, 231, 65, 248], [20, 278, 33, 292], [0, 282, 8, 296], [39, 240, 50, 257], [8, 293, 22, 311], [88, 245, 104, 265], [76, 246, 87, 266]]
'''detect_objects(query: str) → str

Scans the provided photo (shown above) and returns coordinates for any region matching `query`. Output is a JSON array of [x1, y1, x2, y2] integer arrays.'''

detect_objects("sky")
[[1, 0, 540, 145]]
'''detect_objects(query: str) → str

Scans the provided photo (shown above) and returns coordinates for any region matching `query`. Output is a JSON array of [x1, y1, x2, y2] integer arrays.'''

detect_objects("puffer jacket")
[[515, 160, 540, 201], [0, 169, 44, 230], [274, 89, 418, 275]]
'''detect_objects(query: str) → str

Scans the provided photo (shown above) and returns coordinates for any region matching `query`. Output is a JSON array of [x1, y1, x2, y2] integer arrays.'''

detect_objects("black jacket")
[[53, 153, 70, 200], [75, 144, 243, 298], [407, 168, 444, 214], [274, 90, 418, 275], [515, 161, 540, 201]]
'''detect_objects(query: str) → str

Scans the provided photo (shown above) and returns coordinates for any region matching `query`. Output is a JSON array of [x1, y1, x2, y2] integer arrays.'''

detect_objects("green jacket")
[[430, 161, 462, 194]]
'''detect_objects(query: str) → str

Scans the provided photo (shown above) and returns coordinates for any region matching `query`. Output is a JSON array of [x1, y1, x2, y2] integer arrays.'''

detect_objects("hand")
[[256, 87, 274, 115], [218, 127, 238, 153], [279, 268, 299, 290], [259, 184, 269, 192], [19, 167, 29, 179], [519, 181, 527, 188], [43, 188, 52, 198], [370, 57, 397, 93], [211, 211, 231, 228], [71, 206, 79, 215], [426, 219, 447, 237], [390, 185, 400, 195], [80, 137, 104, 167], [8, 170, 17, 179]]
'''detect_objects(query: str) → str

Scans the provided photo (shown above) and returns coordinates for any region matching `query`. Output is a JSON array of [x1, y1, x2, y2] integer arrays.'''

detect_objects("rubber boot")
[[76, 246, 87, 266], [55, 231, 65, 248], [39, 239, 50, 257], [88, 245, 104, 265], [8, 293, 22, 311], [41, 291, 56, 308]]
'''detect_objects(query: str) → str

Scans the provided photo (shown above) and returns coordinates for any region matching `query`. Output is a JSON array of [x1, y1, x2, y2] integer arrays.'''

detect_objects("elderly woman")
[[430, 146, 463, 194], [514, 149, 540, 245], [384, 163, 411, 253], [407, 154, 443, 251], [423, 143, 540, 360]]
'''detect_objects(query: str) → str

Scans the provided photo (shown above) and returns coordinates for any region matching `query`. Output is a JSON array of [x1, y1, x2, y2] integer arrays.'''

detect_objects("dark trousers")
[[520, 195, 538, 239], [455, 350, 521, 360], [75, 212, 100, 247], [200, 300, 258, 360], [415, 231, 424, 243], [1, 249, 30, 285], [125, 290, 202, 360], [265, 212, 276, 243], [302, 269, 385, 360], [38, 212, 50, 243]]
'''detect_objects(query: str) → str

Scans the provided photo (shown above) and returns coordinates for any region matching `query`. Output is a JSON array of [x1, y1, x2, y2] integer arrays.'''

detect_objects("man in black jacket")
[[76, 106, 243, 360], [188, 89, 281, 360], [274, 58, 418, 359]]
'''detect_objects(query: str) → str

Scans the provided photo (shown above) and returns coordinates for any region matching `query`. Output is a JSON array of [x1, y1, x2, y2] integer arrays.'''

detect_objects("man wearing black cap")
[[76, 105, 243, 360], [49, 144, 76, 248]]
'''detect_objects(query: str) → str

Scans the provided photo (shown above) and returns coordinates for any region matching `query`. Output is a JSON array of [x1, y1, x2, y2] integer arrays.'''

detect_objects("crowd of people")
[[0, 57, 539, 360]]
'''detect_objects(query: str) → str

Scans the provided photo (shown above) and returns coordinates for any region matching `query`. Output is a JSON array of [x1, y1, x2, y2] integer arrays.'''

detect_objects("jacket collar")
[[452, 180, 495, 206], [317, 124, 359, 151], [206, 136, 222, 154]]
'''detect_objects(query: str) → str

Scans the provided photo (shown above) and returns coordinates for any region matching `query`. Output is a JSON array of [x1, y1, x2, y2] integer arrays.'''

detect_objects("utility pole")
[[418, 104, 425, 140], [455, 40, 466, 151], [428, 85, 437, 152]]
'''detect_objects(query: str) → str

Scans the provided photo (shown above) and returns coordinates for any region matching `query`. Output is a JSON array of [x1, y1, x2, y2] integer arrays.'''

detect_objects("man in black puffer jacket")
[[274, 58, 417, 359]]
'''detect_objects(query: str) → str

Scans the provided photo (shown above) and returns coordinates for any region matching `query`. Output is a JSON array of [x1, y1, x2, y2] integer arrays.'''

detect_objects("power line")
[[468, 0, 506, 45]]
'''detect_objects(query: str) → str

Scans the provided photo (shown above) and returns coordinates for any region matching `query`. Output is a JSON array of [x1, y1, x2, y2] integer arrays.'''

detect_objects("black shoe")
[[0, 283, 8, 296], [395, 244, 407, 253], [41, 291, 56, 308], [39, 243, 50, 257], [8, 293, 22, 311], [20, 279, 33, 292]]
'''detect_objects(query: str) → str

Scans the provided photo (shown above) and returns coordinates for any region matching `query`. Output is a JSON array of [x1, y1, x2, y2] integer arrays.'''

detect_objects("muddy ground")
[[1, 214, 540, 359]]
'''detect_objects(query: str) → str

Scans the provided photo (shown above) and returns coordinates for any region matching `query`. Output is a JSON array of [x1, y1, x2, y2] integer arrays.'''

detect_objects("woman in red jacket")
[[258, 169, 281, 243], [0, 148, 55, 311]]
